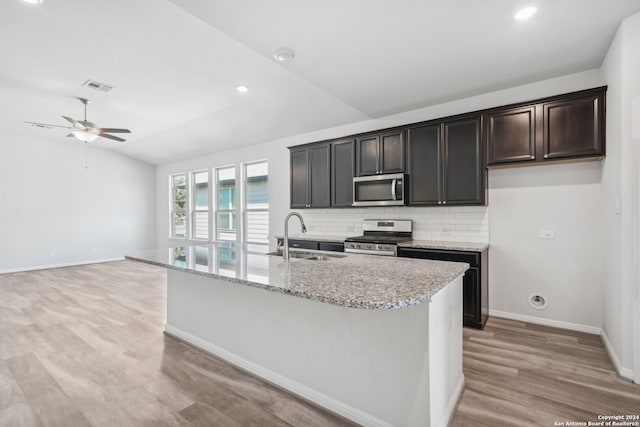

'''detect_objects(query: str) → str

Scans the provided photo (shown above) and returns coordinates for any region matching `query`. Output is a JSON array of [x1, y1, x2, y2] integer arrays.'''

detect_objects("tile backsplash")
[[297, 206, 489, 243]]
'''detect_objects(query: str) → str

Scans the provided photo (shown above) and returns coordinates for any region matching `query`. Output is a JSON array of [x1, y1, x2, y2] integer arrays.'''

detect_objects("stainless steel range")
[[344, 219, 412, 256]]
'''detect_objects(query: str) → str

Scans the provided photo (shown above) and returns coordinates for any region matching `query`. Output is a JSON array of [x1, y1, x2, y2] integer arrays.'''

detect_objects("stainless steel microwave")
[[353, 173, 408, 207]]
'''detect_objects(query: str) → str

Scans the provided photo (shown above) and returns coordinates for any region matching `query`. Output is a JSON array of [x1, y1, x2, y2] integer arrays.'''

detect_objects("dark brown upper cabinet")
[[443, 117, 485, 205], [486, 106, 536, 164], [407, 124, 441, 205], [356, 130, 405, 176], [543, 90, 605, 160], [486, 86, 606, 167], [331, 139, 355, 207], [289, 144, 330, 209], [407, 115, 485, 206]]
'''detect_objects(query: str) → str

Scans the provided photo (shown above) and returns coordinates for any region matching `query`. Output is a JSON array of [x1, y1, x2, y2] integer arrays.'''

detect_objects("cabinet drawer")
[[397, 248, 479, 267], [318, 242, 344, 252], [277, 239, 319, 250], [288, 240, 319, 250]]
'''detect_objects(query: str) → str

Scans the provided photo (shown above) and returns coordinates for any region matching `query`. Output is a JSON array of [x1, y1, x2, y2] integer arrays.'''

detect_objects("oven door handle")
[[391, 179, 397, 200]]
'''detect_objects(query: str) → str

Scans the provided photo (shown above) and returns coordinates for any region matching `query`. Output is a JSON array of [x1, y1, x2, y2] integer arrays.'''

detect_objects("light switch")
[[538, 230, 555, 239]]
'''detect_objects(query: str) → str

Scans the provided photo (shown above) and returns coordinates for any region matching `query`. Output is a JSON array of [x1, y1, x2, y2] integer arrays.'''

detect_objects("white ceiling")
[[1, 0, 639, 165]]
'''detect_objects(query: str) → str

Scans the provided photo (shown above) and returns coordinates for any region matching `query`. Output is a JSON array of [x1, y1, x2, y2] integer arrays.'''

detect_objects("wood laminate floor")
[[452, 317, 640, 426], [0, 261, 354, 427], [1, 261, 638, 427]]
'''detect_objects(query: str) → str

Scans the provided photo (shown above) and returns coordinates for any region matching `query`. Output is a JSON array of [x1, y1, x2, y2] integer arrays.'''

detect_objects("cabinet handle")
[[443, 201, 447, 205], [543, 154, 549, 159], [438, 201, 442, 205], [530, 155, 535, 159]]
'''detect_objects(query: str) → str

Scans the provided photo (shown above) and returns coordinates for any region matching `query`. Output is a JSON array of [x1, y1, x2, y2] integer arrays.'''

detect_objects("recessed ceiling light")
[[236, 85, 250, 94], [514, 6, 537, 20], [22, 0, 43, 4], [273, 48, 295, 62]]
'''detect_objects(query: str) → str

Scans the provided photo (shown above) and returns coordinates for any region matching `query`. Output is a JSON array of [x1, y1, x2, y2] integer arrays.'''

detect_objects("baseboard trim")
[[489, 309, 601, 335], [165, 324, 395, 427], [601, 329, 635, 381], [444, 374, 465, 427], [0, 257, 125, 275]]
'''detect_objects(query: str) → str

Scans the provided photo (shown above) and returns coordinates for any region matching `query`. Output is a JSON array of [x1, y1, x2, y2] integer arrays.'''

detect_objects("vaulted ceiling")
[[1, 0, 639, 164]]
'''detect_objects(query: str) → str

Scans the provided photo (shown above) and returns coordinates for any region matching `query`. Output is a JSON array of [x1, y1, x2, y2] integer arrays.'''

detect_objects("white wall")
[[488, 162, 603, 330], [600, 11, 640, 381], [0, 134, 156, 273]]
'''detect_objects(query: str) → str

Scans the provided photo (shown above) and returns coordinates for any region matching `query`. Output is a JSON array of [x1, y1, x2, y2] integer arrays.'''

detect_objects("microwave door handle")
[[391, 178, 397, 200]]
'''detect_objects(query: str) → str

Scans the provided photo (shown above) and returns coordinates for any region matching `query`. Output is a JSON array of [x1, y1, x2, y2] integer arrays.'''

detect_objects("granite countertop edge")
[[125, 252, 468, 310]]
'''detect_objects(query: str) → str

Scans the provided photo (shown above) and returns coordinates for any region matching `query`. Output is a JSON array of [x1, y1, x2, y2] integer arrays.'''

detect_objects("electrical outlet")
[[48, 250, 54, 257], [538, 230, 555, 239]]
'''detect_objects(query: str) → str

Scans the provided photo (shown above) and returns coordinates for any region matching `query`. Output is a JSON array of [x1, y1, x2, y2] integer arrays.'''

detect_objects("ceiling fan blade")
[[62, 116, 85, 129], [25, 121, 74, 130], [98, 128, 131, 134], [99, 133, 126, 142]]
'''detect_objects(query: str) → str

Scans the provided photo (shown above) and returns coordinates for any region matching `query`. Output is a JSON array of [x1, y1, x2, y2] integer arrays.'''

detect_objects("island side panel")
[[428, 275, 464, 427], [166, 269, 434, 427]]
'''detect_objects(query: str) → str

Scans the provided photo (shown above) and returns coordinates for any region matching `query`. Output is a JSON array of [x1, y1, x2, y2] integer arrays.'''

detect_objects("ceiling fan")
[[25, 98, 131, 142]]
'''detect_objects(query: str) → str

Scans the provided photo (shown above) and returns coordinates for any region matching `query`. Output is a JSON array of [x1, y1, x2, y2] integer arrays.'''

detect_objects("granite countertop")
[[126, 242, 468, 310], [398, 240, 489, 252], [277, 234, 489, 252]]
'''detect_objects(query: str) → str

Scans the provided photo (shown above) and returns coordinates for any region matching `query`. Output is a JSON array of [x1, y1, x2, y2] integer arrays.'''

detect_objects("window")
[[244, 161, 269, 244], [216, 166, 237, 241], [170, 160, 268, 244], [170, 174, 187, 238], [191, 170, 209, 240]]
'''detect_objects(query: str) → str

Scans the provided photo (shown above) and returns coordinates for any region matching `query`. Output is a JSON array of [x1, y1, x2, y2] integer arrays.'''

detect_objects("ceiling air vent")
[[82, 79, 115, 93]]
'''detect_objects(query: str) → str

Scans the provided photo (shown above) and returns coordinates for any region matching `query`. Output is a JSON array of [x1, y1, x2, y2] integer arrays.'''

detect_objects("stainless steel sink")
[[266, 251, 346, 261]]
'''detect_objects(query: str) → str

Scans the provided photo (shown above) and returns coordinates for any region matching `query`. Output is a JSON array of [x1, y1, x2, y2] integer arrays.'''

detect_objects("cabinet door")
[[486, 106, 536, 165], [443, 117, 484, 205], [543, 92, 605, 160], [407, 124, 441, 205], [380, 130, 405, 173], [309, 144, 331, 208], [356, 135, 380, 176], [290, 148, 309, 208], [463, 267, 480, 325], [331, 139, 355, 207]]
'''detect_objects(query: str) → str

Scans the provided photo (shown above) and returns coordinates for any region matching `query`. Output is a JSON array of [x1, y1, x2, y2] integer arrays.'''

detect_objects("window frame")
[[169, 173, 188, 239], [190, 169, 210, 241], [214, 165, 239, 243], [242, 160, 269, 244]]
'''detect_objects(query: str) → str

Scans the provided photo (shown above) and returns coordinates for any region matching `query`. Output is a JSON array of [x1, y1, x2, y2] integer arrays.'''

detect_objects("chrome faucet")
[[283, 212, 307, 259]]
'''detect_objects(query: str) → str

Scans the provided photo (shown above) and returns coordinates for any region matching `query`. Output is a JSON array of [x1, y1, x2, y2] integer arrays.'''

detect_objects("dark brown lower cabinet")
[[397, 247, 488, 329], [276, 238, 344, 252]]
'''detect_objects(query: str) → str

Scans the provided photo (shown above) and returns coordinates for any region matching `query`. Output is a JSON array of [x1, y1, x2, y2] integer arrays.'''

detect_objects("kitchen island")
[[126, 242, 468, 427]]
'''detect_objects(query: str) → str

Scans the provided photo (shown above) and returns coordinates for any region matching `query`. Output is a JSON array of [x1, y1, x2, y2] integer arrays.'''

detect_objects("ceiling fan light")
[[72, 130, 99, 142], [514, 6, 537, 20]]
